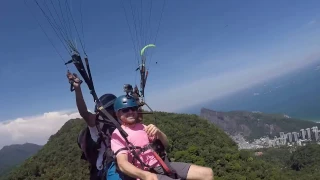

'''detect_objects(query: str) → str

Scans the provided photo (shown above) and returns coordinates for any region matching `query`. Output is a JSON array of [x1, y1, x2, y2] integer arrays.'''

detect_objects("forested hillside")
[[0, 143, 42, 180], [256, 143, 320, 179], [4, 111, 320, 180]]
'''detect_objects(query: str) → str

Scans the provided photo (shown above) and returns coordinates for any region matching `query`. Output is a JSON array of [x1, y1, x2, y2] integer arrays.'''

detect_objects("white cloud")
[[0, 110, 81, 149]]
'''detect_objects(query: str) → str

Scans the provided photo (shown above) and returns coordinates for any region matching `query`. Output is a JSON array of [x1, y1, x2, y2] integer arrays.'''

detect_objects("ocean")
[[186, 62, 320, 122]]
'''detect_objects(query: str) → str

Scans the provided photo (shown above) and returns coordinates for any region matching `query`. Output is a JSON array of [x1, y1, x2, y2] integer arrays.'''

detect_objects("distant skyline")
[[1, 0, 320, 148]]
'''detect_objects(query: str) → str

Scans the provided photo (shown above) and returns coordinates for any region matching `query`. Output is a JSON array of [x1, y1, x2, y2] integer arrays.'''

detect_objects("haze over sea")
[[186, 62, 320, 122]]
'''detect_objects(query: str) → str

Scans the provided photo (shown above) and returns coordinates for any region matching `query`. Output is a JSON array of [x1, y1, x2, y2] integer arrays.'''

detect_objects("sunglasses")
[[121, 107, 138, 113]]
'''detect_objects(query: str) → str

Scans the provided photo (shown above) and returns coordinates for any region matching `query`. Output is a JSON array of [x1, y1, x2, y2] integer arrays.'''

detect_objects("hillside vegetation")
[[0, 143, 42, 180], [4, 111, 320, 180], [257, 143, 320, 179]]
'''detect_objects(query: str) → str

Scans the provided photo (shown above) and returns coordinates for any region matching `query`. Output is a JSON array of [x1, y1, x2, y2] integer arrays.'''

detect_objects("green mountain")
[[0, 143, 42, 179], [4, 111, 320, 180], [201, 108, 318, 141], [4, 112, 286, 180]]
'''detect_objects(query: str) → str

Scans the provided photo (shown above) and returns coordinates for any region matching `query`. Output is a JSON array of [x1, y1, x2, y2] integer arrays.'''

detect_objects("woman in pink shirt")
[[111, 95, 214, 180]]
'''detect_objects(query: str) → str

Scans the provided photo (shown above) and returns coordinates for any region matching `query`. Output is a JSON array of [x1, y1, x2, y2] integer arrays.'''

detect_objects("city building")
[[287, 132, 292, 142], [312, 126, 319, 141], [300, 129, 306, 140], [279, 132, 286, 145], [297, 139, 302, 146], [232, 126, 320, 150], [306, 128, 311, 139], [280, 132, 285, 138], [292, 132, 298, 142]]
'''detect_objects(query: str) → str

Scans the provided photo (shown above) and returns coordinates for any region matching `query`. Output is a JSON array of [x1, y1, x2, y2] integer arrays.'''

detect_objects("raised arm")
[[67, 72, 96, 127]]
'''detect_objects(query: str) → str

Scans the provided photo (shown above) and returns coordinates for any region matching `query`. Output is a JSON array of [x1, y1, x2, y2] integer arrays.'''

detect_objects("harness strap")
[[95, 115, 120, 169], [141, 144, 176, 176], [114, 143, 176, 177], [114, 146, 150, 169], [80, 128, 88, 160], [114, 147, 128, 156]]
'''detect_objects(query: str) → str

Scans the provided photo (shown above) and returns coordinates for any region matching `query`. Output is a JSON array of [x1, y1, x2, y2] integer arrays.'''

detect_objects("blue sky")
[[1, 0, 320, 121]]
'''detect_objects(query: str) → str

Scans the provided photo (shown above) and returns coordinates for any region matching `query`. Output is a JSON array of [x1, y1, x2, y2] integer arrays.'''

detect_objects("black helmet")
[[94, 93, 117, 112]]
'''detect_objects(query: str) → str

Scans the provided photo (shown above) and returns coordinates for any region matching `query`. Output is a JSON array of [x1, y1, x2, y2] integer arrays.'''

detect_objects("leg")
[[170, 162, 213, 180], [185, 164, 213, 180]]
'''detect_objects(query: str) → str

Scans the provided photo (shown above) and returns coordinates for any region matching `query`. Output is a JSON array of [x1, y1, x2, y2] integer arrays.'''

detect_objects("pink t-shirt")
[[111, 123, 161, 170]]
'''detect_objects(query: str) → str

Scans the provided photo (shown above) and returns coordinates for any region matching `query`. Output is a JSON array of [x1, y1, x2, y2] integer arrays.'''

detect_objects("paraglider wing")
[[140, 44, 156, 56]]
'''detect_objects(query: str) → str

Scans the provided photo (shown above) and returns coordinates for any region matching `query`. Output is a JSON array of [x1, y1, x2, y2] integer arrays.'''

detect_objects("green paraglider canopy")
[[140, 44, 156, 56]]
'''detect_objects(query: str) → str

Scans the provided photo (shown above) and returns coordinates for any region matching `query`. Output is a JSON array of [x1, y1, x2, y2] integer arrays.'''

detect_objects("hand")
[[143, 172, 158, 180], [144, 124, 160, 138], [66, 71, 82, 88]]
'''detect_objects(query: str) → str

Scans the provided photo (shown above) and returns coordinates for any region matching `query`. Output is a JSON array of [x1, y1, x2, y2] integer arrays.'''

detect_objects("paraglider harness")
[[68, 53, 178, 179], [77, 115, 118, 180]]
